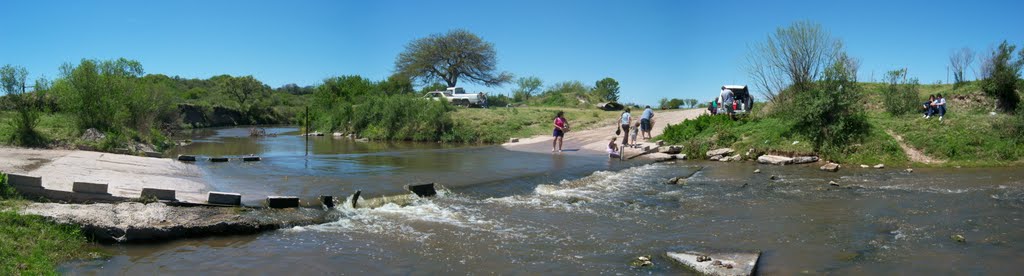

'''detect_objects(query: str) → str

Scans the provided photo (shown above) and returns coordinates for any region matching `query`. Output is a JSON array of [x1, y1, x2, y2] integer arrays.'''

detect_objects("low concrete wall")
[[208, 191, 241, 205], [142, 188, 176, 201], [7, 173, 42, 187], [242, 156, 261, 162], [72, 182, 109, 194], [210, 157, 229, 162], [267, 196, 299, 208]]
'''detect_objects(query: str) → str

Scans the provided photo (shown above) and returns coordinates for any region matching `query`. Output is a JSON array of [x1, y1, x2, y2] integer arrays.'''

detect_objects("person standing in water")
[[552, 111, 569, 152]]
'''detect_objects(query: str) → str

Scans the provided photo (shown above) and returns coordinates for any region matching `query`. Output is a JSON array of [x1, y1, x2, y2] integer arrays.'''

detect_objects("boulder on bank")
[[660, 145, 683, 154], [706, 148, 734, 158], [791, 156, 819, 164], [757, 155, 793, 165], [20, 202, 339, 243], [81, 128, 105, 142]]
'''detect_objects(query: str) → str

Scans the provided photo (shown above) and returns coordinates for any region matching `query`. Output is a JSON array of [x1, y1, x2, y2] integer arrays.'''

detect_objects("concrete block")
[[141, 188, 176, 201], [7, 173, 42, 187], [178, 155, 197, 162], [208, 191, 241, 205], [242, 156, 261, 162], [72, 182, 109, 194], [210, 157, 229, 162], [508, 138, 519, 143], [405, 183, 437, 197], [320, 195, 335, 208], [144, 151, 163, 158], [266, 196, 299, 208]]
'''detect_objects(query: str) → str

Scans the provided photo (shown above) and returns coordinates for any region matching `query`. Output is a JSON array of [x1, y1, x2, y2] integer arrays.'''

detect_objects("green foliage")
[[788, 55, 869, 157], [217, 75, 268, 111], [882, 69, 921, 116], [660, 114, 738, 144], [1, 65, 45, 146], [981, 41, 1024, 113], [592, 77, 620, 102], [512, 76, 543, 102], [395, 29, 512, 87], [350, 95, 454, 141], [1, 173, 17, 200], [658, 98, 688, 109]]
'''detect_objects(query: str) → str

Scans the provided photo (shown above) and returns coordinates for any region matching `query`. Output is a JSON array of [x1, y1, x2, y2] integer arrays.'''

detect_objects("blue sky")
[[2, 0, 1022, 105]]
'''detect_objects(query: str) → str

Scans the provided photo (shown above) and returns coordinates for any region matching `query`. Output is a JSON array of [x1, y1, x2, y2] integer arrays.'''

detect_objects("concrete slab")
[[72, 182, 109, 194], [210, 157, 229, 163], [242, 156, 261, 162], [666, 250, 760, 276], [320, 195, 335, 208], [7, 173, 42, 187], [208, 191, 242, 206], [267, 196, 300, 208], [141, 188, 176, 201], [177, 155, 197, 162]]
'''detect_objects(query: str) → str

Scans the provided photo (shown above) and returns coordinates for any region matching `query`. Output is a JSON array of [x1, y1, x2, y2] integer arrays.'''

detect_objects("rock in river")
[[757, 155, 793, 165], [820, 162, 840, 172], [705, 148, 734, 158], [666, 250, 760, 276], [791, 156, 819, 164]]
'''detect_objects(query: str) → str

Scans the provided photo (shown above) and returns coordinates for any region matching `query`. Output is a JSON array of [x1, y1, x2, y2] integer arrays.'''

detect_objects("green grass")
[[0, 173, 105, 275], [451, 107, 620, 143], [871, 112, 1023, 167], [0, 111, 79, 146]]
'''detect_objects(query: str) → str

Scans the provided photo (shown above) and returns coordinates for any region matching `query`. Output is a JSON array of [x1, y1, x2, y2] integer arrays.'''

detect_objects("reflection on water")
[[62, 127, 1024, 274]]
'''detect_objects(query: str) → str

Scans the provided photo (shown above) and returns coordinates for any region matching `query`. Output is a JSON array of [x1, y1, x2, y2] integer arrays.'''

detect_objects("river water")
[[61, 127, 1024, 274]]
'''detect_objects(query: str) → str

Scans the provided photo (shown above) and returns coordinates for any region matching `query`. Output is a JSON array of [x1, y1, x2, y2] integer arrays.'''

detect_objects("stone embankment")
[[21, 202, 340, 243]]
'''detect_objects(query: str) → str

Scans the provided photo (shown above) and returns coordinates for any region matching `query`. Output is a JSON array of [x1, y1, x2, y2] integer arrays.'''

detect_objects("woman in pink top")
[[552, 111, 569, 152]]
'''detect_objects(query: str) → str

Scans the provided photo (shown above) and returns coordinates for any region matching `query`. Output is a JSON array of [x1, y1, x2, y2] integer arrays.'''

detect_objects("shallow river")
[[62, 127, 1024, 274]]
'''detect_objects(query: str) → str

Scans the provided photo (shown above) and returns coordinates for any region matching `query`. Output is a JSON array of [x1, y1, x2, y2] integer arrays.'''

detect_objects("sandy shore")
[[0, 147, 210, 203], [503, 108, 704, 157]]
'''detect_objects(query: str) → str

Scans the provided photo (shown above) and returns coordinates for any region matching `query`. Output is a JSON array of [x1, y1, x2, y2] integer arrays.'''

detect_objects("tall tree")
[[592, 77, 620, 102], [981, 41, 1024, 113], [0, 64, 28, 96], [218, 75, 267, 110], [1, 65, 43, 145], [512, 76, 542, 102], [949, 47, 975, 88], [395, 29, 512, 87], [746, 21, 844, 103]]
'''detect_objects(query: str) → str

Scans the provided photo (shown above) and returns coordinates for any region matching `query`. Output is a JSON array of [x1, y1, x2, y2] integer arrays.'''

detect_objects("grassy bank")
[[659, 82, 1024, 167], [0, 173, 104, 275]]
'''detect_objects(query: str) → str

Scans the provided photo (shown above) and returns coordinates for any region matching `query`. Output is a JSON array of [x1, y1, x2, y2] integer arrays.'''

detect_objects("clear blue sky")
[[2, 0, 1022, 105]]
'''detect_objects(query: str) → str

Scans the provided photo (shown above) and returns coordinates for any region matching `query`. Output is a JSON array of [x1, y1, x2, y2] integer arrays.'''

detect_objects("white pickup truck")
[[423, 87, 487, 107]]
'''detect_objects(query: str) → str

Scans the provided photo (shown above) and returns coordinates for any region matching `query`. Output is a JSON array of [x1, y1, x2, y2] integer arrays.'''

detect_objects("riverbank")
[[503, 108, 703, 157], [658, 84, 1024, 167]]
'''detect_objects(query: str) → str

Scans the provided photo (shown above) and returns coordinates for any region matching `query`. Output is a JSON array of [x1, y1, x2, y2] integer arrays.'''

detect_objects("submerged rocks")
[[630, 255, 654, 267], [753, 169, 761, 174], [705, 148, 734, 158], [820, 162, 841, 172], [828, 180, 840, 186], [873, 164, 886, 169], [951, 234, 966, 243], [757, 155, 792, 165]]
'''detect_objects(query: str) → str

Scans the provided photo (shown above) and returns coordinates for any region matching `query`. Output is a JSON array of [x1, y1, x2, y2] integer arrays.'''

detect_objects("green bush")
[[788, 56, 870, 157], [660, 114, 737, 144], [882, 69, 922, 116]]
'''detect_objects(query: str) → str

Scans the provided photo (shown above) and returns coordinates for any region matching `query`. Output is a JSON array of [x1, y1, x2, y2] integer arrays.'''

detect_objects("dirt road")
[[503, 108, 704, 155]]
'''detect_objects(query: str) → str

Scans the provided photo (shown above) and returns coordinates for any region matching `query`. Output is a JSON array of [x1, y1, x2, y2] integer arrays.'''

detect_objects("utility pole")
[[304, 106, 309, 157]]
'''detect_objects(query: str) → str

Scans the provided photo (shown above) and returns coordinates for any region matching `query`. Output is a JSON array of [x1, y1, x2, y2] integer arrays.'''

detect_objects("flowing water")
[[61, 127, 1024, 274]]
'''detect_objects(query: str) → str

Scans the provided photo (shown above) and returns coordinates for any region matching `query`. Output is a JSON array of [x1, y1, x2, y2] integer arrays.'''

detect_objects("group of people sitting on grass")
[[922, 94, 946, 121]]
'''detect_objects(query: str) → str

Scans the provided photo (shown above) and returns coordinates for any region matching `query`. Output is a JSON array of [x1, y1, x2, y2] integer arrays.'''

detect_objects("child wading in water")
[[607, 136, 620, 159]]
